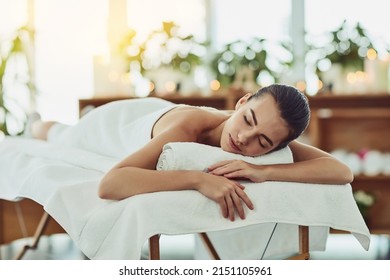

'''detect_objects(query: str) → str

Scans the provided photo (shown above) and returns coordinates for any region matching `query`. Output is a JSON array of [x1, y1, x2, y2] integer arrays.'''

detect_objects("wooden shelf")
[[307, 93, 390, 109], [354, 175, 390, 182], [307, 94, 390, 233]]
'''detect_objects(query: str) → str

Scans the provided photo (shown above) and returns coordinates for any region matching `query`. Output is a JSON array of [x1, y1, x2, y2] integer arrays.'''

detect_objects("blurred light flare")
[[367, 48, 377, 60], [210, 79, 220, 91]]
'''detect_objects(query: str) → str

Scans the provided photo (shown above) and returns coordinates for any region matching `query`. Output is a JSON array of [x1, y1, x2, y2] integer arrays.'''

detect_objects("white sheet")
[[0, 137, 370, 259], [158, 142, 371, 258]]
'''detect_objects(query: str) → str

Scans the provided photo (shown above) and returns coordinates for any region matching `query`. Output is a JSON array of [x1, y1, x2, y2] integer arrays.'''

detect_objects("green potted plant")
[[119, 21, 207, 95], [321, 21, 375, 71], [0, 26, 35, 136], [210, 38, 292, 91], [308, 20, 387, 93]]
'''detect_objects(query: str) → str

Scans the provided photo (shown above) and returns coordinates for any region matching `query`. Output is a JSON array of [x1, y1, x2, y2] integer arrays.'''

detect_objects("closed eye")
[[258, 138, 266, 148], [260, 134, 273, 148], [243, 115, 251, 126]]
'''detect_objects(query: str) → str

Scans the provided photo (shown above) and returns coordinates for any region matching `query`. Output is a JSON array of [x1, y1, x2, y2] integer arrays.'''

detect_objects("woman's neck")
[[198, 112, 229, 148]]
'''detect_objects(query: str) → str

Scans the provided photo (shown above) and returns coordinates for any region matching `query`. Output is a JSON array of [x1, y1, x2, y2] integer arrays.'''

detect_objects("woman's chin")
[[222, 146, 241, 155]]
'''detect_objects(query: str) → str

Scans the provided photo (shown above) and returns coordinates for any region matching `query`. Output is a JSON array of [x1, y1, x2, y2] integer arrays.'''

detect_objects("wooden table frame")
[[148, 226, 310, 260], [11, 212, 310, 260]]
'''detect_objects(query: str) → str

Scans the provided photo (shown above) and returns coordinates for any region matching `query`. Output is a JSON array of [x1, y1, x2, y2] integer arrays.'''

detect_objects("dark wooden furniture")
[[307, 93, 390, 233]]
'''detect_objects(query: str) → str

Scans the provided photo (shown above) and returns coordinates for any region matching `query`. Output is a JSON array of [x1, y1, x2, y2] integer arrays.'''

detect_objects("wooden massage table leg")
[[13, 212, 51, 260], [198, 232, 220, 260], [148, 233, 221, 260], [287, 225, 310, 260], [148, 234, 161, 260]]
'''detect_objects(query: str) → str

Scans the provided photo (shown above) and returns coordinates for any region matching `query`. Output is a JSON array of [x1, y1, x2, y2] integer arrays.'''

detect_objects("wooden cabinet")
[[307, 94, 390, 233]]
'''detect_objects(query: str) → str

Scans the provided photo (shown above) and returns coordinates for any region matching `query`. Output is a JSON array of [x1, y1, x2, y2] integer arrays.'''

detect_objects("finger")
[[231, 190, 245, 219], [210, 164, 239, 176], [235, 186, 254, 210], [230, 180, 245, 190], [208, 160, 234, 171], [223, 170, 246, 179], [224, 195, 235, 221], [219, 199, 228, 219], [236, 182, 245, 190]]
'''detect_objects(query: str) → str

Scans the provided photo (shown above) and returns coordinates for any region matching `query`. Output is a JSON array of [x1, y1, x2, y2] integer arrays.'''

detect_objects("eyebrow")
[[250, 108, 274, 147], [250, 108, 258, 125]]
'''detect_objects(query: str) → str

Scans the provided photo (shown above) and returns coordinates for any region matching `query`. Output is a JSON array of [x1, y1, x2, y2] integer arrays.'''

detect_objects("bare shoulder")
[[115, 106, 227, 170], [153, 105, 229, 137], [289, 140, 333, 162]]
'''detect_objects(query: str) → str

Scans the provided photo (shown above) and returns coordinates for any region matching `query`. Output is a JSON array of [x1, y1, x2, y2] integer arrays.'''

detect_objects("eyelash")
[[244, 115, 266, 148], [243, 115, 251, 126], [258, 139, 265, 148]]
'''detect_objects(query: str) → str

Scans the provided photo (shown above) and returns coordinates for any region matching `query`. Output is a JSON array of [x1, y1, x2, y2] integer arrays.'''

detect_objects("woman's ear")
[[235, 93, 253, 110]]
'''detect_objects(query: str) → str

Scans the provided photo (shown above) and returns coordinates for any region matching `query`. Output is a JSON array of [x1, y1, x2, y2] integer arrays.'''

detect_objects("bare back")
[[152, 105, 230, 145], [114, 105, 230, 171]]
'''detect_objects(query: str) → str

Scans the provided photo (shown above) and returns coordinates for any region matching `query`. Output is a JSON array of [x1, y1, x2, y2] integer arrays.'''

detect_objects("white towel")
[[157, 142, 371, 259], [0, 137, 370, 259], [157, 142, 294, 171]]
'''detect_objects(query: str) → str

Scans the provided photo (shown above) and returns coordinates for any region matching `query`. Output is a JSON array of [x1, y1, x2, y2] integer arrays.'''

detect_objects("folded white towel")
[[157, 142, 293, 171], [0, 138, 370, 259]]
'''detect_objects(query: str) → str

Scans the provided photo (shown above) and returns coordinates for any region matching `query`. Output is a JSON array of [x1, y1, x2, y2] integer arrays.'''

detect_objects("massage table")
[[9, 212, 309, 260], [0, 136, 370, 260]]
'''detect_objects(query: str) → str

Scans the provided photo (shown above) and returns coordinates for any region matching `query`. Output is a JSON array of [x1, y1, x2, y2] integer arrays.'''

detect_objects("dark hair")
[[248, 84, 310, 150]]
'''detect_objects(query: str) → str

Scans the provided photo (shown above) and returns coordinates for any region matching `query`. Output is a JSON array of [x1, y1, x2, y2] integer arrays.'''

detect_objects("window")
[[127, 0, 206, 43], [0, 0, 27, 36], [305, 0, 390, 94], [306, 0, 390, 49], [213, 0, 291, 49], [34, 0, 107, 123]]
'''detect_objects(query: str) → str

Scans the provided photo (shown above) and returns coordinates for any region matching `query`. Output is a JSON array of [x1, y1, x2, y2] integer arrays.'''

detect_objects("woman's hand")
[[207, 160, 269, 183], [196, 172, 254, 221]]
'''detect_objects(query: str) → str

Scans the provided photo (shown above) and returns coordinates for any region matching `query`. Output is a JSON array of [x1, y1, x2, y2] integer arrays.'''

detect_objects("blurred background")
[[0, 0, 389, 259], [1, 0, 389, 125]]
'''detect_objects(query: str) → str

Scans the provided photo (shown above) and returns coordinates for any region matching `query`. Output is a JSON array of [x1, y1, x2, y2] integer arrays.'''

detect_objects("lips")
[[229, 134, 241, 152]]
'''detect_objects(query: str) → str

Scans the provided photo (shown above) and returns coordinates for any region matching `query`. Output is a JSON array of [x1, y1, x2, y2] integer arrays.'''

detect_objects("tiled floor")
[[1, 233, 389, 260]]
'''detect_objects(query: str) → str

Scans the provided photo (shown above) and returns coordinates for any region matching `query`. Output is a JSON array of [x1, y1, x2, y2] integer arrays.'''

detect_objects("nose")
[[237, 130, 252, 146]]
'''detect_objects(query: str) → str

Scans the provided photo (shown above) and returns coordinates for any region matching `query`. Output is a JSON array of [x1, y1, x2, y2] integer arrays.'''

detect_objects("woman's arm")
[[98, 123, 254, 221], [208, 140, 354, 185], [266, 140, 354, 184], [99, 126, 198, 198]]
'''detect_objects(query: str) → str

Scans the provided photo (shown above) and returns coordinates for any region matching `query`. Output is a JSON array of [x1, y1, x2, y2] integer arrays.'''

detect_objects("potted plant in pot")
[[120, 21, 207, 96], [210, 38, 292, 92], [0, 26, 36, 136], [308, 20, 387, 94]]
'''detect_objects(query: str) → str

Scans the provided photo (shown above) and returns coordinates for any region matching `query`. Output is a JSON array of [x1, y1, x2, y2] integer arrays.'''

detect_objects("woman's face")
[[220, 94, 290, 156]]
